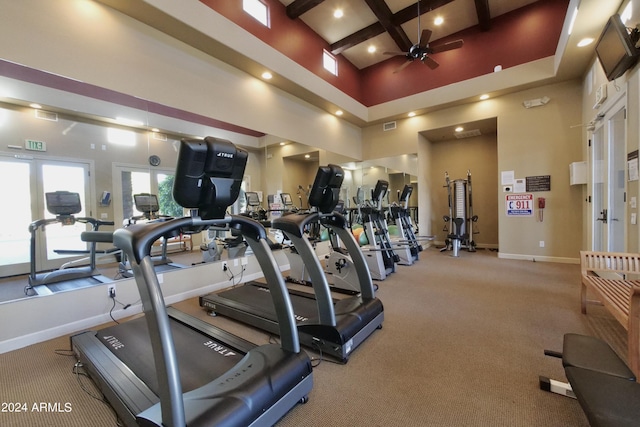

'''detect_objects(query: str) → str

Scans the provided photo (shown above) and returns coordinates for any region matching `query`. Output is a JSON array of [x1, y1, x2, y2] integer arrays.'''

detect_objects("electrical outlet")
[[241, 257, 248, 266], [539, 241, 545, 248], [107, 285, 116, 298], [222, 262, 228, 272]]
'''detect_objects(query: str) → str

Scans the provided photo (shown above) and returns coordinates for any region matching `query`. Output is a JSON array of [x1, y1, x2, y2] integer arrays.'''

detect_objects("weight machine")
[[441, 170, 479, 257]]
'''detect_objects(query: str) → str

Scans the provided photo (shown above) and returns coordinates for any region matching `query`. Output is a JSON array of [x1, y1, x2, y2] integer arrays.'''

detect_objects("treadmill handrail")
[[271, 211, 319, 239], [271, 212, 336, 326], [113, 214, 302, 427]]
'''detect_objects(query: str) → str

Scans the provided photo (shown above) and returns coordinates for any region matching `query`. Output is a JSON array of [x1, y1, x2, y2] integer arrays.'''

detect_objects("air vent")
[[152, 132, 167, 141], [383, 121, 396, 131], [454, 129, 482, 139], [34, 110, 58, 122]]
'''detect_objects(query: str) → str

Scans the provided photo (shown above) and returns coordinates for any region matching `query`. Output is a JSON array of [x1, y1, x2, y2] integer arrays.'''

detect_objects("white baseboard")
[[498, 253, 579, 264]]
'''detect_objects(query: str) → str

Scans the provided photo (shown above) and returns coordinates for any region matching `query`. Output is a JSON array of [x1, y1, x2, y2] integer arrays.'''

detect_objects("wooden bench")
[[580, 250, 640, 379]]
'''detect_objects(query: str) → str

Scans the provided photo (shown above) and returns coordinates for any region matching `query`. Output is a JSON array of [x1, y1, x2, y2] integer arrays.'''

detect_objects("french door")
[[592, 98, 626, 252], [0, 156, 91, 277]]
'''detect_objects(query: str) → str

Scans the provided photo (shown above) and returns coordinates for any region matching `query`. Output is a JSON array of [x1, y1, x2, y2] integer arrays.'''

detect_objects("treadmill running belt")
[[219, 283, 321, 324], [45, 276, 103, 293], [97, 316, 243, 395]]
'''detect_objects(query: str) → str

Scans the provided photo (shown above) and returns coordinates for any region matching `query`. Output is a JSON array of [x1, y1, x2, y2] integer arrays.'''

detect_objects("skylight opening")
[[243, 0, 269, 27], [323, 50, 338, 76]]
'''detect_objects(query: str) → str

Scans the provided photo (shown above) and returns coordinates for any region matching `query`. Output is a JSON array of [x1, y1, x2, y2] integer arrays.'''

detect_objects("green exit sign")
[[25, 139, 47, 151]]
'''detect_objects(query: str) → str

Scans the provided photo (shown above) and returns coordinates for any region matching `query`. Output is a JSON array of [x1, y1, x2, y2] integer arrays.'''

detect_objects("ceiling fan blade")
[[393, 59, 414, 74], [430, 39, 464, 54], [383, 51, 407, 56], [419, 29, 432, 48], [422, 55, 439, 69]]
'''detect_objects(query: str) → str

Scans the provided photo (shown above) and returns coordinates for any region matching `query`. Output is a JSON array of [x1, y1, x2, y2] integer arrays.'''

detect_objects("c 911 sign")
[[506, 193, 533, 216]]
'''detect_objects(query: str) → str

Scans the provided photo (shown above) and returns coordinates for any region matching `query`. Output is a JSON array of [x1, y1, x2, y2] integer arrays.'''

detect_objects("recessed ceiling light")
[[334, 9, 343, 18], [479, 94, 489, 100], [30, 103, 42, 109], [304, 154, 311, 159], [434, 16, 444, 26], [367, 45, 376, 53], [151, 128, 160, 132], [261, 71, 273, 80], [408, 112, 416, 117], [577, 38, 594, 47], [455, 126, 464, 132], [335, 110, 343, 116], [279, 142, 286, 146]]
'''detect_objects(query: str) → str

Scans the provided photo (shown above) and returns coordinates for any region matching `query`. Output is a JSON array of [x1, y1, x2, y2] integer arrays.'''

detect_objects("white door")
[[591, 99, 626, 252]]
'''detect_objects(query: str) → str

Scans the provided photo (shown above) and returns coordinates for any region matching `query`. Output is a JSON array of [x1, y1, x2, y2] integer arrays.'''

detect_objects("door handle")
[[596, 209, 608, 224]]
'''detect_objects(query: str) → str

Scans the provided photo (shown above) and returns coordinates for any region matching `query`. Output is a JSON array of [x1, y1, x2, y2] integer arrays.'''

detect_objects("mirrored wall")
[[0, 66, 419, 301]]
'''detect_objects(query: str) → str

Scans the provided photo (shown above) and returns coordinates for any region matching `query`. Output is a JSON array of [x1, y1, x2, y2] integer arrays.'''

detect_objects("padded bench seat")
[[543, 334, 639, 427], [562, 333, 635, 380], [565, 367, 640, 427]]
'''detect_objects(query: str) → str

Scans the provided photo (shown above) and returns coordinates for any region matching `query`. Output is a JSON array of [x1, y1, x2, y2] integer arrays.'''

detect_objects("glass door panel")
[[39, 162, 90, 271], [592, 126, 606, 251], [156, 172, 182, 217], [608, 107, 626, 251], [0, 159, 33, 275]]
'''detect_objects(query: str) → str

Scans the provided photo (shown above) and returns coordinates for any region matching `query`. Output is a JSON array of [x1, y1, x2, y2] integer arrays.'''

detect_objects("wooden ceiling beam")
[[285, 0, 325, 19], [474, 0, 491, 31], [330, 22, 386, 55], [364, 0, 413, 52], [329, 0, 454, 55]]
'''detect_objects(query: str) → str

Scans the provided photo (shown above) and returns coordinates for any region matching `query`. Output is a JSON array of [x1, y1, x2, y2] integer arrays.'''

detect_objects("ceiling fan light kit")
[[383, 2, 464, 73]]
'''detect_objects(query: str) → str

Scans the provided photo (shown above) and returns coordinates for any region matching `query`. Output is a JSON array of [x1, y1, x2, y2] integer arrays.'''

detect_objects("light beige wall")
[[428, 133, 499, 248], [365, 80, 583, 261]]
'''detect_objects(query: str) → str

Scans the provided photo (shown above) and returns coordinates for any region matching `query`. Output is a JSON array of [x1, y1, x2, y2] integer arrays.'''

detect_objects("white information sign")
[[505, 193, 533, 216]]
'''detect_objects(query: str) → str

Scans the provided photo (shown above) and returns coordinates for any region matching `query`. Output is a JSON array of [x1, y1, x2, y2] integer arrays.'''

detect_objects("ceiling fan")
[[384, 3, 464, 73]]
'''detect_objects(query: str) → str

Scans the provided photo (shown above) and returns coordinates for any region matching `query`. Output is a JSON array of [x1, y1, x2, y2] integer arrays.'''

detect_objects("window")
[[243, 0, 269, 27], [323, 50, 337, 76]]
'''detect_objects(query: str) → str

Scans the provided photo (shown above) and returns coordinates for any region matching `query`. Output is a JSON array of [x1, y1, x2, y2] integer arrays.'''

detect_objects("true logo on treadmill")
[[203, 340, 236, 357], [102, 335, 124, 350], [216, 152, 234, 159]]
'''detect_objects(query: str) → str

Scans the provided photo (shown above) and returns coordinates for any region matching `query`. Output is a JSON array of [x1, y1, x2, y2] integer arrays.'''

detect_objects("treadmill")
[[200, 164, 384, 363], [71, 137, 313, 427], [25, 191, 114, 296]]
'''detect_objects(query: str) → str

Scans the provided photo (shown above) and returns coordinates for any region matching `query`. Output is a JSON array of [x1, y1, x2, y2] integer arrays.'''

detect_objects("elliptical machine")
[[358, 180, 399, 279], [441, 170, 479, 256], [387, 184, 423, 263]]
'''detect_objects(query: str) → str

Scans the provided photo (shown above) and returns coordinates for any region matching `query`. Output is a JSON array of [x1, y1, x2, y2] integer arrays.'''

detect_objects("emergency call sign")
[[505, 193, 533, 216]]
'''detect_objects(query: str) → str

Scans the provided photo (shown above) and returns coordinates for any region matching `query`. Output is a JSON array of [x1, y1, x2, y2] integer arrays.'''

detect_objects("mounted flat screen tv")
[[595, 14, 640, 81]]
